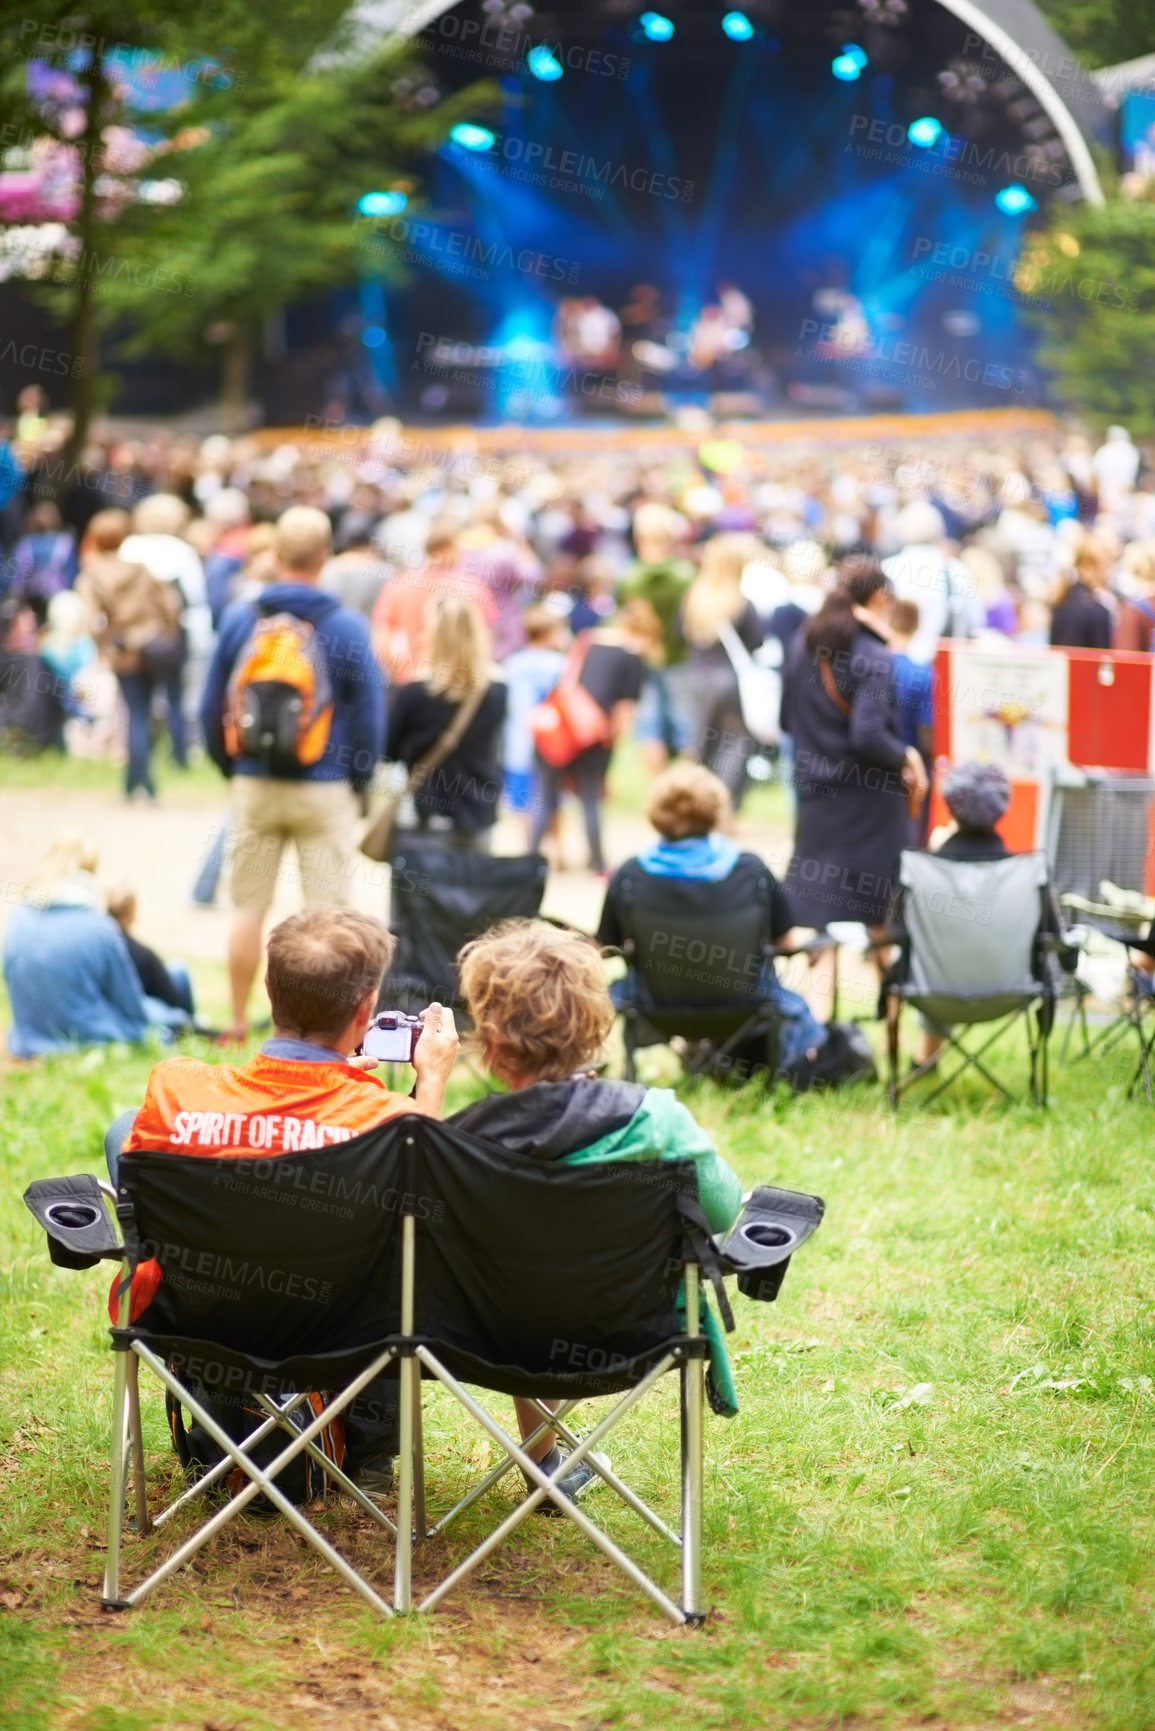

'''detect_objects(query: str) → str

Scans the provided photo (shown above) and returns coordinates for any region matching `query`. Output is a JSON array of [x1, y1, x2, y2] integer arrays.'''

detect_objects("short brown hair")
[[88, 509, 131, 553], [265, 910, 394, 1042], [458, 920, 613, 1082], [889, 598, 920, 636], [645, 764, 730, 841]]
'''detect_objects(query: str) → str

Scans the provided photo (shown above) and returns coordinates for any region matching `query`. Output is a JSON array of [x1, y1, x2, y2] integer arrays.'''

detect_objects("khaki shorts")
[[229, 777, 358, 914]]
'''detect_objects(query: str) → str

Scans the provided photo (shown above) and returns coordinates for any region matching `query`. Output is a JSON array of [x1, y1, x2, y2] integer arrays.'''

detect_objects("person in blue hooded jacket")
[[199, 505, 386, 1038]]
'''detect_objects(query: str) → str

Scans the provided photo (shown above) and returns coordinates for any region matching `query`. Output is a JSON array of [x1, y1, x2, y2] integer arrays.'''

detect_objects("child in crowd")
[[502, 607, 567, 836], [106, 884, 197, 1023]]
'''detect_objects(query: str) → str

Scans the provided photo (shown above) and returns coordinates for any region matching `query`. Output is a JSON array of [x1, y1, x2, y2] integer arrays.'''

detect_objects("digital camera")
[[362, 1011, 424, 1063]]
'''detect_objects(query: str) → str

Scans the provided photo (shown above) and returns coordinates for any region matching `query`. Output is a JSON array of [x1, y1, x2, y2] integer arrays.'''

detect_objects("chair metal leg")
[[395, 1213, 417, 1611], [411, 1361, 426, 1543], [102, 1344, 130, 1606], [886, 996, 901, 1110], [126, 1354, 151, 1535], [680, 1265, 705, 1622]]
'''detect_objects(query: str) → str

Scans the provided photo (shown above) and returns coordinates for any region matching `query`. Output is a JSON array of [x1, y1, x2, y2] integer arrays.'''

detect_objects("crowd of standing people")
[[3, 404, 1155, 1045]]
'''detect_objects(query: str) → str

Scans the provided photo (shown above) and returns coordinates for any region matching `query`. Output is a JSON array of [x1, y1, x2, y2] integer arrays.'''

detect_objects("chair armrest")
[[718, 1186, 825, 1304], [23, 1174, 124, 1271], [769, 933, 838, 958]]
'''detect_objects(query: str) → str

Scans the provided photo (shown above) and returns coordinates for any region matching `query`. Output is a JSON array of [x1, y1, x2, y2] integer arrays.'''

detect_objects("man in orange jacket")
[[104, 906, 459, 1497]]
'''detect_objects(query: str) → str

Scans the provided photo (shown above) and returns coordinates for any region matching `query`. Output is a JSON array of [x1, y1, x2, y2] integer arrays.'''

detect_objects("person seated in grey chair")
[[450, 919, 743, 1510], [915, 761, 1068, 1065]]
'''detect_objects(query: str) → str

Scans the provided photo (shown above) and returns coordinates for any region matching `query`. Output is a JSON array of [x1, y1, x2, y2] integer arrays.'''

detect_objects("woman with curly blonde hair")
[[450, 917, 742, 1504]]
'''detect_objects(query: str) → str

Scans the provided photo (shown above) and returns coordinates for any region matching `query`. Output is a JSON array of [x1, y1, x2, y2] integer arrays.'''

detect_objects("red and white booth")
[[931, 642, 1155, 889]]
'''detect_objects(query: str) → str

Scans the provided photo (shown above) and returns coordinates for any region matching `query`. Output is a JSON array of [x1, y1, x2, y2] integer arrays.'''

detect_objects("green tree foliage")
[[1036, 0, 1155, 69], [94, 7, 492, 426], [0, 1, 492, 433], [1019, 187, 1155, 435]]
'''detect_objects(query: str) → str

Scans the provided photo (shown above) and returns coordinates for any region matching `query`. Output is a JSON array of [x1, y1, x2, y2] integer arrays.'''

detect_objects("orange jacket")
[[112, 1053, 415, 1324], [123, 1052, 415, 1158]]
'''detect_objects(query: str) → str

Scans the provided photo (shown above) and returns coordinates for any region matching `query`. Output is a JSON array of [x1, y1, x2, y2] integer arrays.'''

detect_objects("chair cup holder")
[[24, 1175, 122, 1271], [720, 1186, 825, 1304]]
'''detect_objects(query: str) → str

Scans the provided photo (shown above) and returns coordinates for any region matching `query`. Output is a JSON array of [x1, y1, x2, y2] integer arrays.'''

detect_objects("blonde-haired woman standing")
[[678, 531, 766, 803], [385, 595, 507, 851]]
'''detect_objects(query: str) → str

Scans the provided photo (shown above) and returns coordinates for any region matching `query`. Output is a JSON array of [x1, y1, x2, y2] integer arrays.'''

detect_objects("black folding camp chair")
[[385, 836, 548, 1011], [24, 1121, 823, 1625], [609, 857, 835, 1084], [884, 850, 1056, 1110]]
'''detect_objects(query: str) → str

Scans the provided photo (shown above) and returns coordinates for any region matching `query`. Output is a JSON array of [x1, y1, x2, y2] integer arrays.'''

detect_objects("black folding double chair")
[[24, 1119, 823, 1624], [385, 835, 548, 1011], [884, 850, 1057, 1109], [609, 857, 835, 1084]]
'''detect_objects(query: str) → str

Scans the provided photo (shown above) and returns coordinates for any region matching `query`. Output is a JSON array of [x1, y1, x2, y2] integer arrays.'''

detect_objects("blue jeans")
[[117, 668, 188, 795]]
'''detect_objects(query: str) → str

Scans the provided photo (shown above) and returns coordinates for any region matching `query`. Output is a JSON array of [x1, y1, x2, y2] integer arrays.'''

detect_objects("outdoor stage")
[[263, 404, 1060, 457]]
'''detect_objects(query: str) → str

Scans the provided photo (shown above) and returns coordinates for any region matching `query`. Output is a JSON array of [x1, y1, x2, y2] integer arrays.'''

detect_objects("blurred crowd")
[[2, 390, 1154, 831]]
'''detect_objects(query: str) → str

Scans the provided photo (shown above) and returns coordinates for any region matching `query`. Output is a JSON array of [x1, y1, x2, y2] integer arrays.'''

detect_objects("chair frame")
[[885, 987, 1050, 1110], [620, 935, 838, 1086], [93, 1196, 711, 1625]]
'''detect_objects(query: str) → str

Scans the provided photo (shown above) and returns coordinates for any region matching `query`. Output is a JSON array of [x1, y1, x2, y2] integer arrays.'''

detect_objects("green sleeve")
[[662, 1097, 743, 1234]]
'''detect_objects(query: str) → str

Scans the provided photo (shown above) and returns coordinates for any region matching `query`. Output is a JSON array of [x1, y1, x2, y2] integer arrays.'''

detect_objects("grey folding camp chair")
[[884, 850, 1056, 1109]]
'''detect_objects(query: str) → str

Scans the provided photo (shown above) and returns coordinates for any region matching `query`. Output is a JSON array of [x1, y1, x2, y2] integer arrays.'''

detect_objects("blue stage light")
[[907, 116, 942, 149], [832, 44, 867, 81], [527, 44, 563, 80], [362, 326, 386, 348], [357, 190, 407, 218], [449, 122, 496, 151], [722, 11, 754, 40], [640, 11, 675, 41], [995, 183, 1037, 215]]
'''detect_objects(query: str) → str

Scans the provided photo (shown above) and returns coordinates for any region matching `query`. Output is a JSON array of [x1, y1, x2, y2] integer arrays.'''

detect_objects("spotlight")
[[722, 11, 754, 39], [907, 116, 942, 149], [832, 44, 866, 81], [362, 326, 386, 349], [449, 122, 496, 150], [995, 183, 1037, 215], [357, 190, 407, 217], [527, 44, 563, 80], [639, 11, 675, 41]]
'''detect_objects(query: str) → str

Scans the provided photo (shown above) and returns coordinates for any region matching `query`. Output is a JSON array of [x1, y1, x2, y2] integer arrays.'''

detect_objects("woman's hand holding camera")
[[412, 1003, 460, 1117]]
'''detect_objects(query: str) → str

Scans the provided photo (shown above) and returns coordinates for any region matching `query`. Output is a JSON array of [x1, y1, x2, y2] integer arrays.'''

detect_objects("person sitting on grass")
[[104, 907, 460, 1501], [449, 919, 743, 1510], [2, 832, 185, 1059]]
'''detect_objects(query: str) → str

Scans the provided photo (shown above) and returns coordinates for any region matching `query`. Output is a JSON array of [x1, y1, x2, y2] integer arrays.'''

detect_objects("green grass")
[[2, 1026, 1153, 1730], [1, 748, 1152, 1727]]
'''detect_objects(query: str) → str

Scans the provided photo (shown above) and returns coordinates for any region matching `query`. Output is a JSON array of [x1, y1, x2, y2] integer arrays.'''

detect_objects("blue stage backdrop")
[[343, 0, 1105, 422]]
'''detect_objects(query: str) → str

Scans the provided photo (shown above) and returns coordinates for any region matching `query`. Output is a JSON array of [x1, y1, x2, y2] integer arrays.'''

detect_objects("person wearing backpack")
[[199, 506, 386, 1040], [75, 509, 185, 799], [8, 501, 79, 619]]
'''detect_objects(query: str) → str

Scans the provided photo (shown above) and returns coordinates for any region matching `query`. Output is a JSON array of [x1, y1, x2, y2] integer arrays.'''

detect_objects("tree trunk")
[[220, 324, 251, 433], [64, 51, 107, 468]]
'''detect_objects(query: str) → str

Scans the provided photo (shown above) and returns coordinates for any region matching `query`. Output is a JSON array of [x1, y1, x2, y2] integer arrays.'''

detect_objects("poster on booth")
[[946, 646, 1069, 776]]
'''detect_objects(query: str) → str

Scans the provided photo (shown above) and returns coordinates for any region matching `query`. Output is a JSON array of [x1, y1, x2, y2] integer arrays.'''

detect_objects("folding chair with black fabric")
[[884, 850, 1056, 1110], [24, 1134, 418, 1618], [610, 857, 834, 1085], [387, 1118, 825, 1624], [385, 834, 549, 1012], [24, 1125, 823, 1625]]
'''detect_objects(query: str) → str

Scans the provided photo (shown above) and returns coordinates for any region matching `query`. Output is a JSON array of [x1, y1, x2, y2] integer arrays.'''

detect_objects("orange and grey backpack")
[[223, 607, 335, 775]]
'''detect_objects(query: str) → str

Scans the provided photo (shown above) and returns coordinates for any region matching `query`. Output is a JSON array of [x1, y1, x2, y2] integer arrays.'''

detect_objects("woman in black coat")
[[782, 556, 927, 935], [1050, 536, 1114, 649]]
